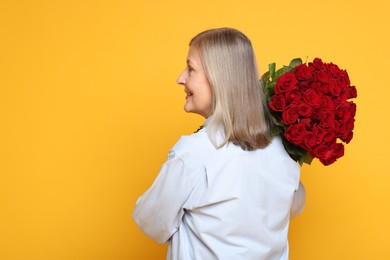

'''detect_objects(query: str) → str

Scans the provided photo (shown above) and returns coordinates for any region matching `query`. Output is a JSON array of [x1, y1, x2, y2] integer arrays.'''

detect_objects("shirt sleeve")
[[290, 181, 306, 218], [132, 151, 195, 244]]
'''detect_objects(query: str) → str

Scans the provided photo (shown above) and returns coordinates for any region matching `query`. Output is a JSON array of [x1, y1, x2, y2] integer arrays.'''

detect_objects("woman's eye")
[[188, 66, 193, 73]]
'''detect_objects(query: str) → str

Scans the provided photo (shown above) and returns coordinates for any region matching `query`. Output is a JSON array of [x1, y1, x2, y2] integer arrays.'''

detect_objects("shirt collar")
[[204, 116, 212, 128]]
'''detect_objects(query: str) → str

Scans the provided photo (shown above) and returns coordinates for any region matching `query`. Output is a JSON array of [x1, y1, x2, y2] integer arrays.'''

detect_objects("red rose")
[[321, 118, 335, 132], [341, 130, 353, 144], [285, 90, 301, 105], [335, 103, 348, 119], [326, 63, 341, 77], [303, 89, 321, 108], [337, 70, 351, 88], [313, 71, 330, 84], [316, 109, 335, 128], [340, 102, 356, 121], [310, 58, 326, 71], [282, 105, 299, 125], [320, 96, 335, 111], [336, 92, 348, 102], [342, 110, 352, 122], [298, 102, 312, 117], [316, 82, 329, 94], [294, 64, 312, 81], [284, 123, 306, 145], [313, 125, 327, 144], [309, 81, 322, 91], [325, 142, 345, 164], [328, 79, 342, 97], [308, 64, 316, 73], [313, 144, 333, 165], [314, 142, 344, 166], [297, 79, 311, 89], [334, 120, 347, 136], [346, 118, 355, 131], [323, 129, 336, 143], [348, 102, 357, 118], [345, 86, 357, 99], [274, 72, 298, 94], [299, 118, 313, 129], [303, 131, 317, 150], [269, 94, 286, 112], [331, 142, 345, 158]]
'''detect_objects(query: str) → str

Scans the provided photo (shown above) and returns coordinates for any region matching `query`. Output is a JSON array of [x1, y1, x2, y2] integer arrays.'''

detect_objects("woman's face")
[[177, 47, 213, 118]]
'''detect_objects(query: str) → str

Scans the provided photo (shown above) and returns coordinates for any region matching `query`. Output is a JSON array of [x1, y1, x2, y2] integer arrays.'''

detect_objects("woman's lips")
[[185, 90, 193, 99]]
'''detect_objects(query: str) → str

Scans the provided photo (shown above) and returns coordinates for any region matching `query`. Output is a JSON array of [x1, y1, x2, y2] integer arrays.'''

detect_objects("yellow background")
[[1, 0, 389, 259]]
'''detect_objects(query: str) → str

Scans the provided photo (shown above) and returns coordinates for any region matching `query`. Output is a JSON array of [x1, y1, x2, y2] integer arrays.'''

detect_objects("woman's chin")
[[184, 103, 193, 113]]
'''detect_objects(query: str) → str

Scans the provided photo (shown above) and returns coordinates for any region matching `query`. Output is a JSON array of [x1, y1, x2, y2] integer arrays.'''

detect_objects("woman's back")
[[163, 127, 300, 259]]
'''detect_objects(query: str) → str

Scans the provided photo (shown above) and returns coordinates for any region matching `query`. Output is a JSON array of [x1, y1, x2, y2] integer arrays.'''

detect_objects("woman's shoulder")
[[170, 128, 217, 168], [170, 129, 297, 171], [173, 128, 214, 153]]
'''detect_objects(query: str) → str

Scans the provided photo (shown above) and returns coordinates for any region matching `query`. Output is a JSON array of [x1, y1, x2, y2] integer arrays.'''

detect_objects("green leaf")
[[261, 71, 270, 83], [267, 82, 276, 89], [298, 156, 305, 166], [283, 65, 293, 73], [269, 63, 276, 80], [281, 138, 308, 164], [289, 58, 302, 68], [303, 152, 314, 165], [274, 67, 286, 79], [270, 126, 283, 137], [270, 112, 284, 128]]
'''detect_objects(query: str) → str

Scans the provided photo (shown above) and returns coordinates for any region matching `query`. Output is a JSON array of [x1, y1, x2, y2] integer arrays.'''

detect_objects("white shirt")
[[133, 123, 303, 260]]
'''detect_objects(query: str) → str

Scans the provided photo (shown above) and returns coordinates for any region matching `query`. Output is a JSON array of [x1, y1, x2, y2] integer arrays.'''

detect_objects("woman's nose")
[[177, 69, 187, 85]]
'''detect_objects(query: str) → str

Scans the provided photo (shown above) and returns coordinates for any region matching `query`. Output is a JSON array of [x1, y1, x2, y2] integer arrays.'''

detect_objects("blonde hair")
[[190, 28, 272, 150]]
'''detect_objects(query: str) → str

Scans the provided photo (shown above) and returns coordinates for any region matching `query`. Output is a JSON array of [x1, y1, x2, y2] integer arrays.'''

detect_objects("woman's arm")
[[132, 151, 194, 244], [290, 181, 306, 218]]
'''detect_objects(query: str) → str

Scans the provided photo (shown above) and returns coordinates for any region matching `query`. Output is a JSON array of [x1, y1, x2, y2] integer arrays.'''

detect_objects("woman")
[[133, 28, 306, 260]]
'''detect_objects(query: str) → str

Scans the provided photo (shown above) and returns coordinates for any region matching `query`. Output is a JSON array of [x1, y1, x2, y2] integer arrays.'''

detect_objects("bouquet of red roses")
[[261, 58, 357, 166]]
